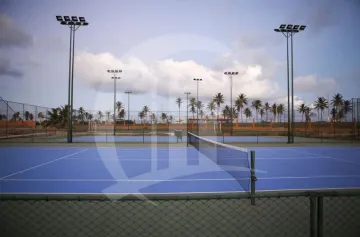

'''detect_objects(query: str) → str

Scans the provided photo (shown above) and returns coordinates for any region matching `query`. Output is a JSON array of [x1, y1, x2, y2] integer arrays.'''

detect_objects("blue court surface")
[[1, 146, 360, 194], [70, 135, 283, 143]]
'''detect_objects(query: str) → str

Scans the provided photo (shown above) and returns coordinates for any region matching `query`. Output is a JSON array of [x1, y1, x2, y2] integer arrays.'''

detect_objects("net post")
[[186, 132, 189, 147], [250, 150, 256, 206]]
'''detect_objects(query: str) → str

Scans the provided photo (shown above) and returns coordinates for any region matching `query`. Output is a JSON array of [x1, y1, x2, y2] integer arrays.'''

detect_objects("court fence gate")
[[1, 189, 359, 237]]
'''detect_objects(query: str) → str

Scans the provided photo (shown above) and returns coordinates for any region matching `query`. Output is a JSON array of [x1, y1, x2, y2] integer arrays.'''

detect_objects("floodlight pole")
[[125, 91, 132, 130], [274, 24, 306, 144], [194, 79, 202, 133], [224, 71, 238, 136], [185, 92, 191, 131], [56, 16, 89, 143], [107, 70, 122, 136]]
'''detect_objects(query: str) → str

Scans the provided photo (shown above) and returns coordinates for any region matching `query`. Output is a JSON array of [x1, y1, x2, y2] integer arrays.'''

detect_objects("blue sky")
[[1, 0, 359, 121]]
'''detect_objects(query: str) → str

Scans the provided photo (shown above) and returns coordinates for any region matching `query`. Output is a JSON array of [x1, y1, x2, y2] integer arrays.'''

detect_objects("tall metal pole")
[[56, 16, 89, 143], [185, 92, 190, 131], [230, 75, 233, 135], [193, 79, 202, 133], [225, 72, 238, 136], [290, 32, 295, 143], [67, 26, 73, 143], [274, 24, 306, 144], [113, 78, 116, 136], [70, 26, 76, 142], [125, 91, 131, 130], [286, 32, 291, 144]]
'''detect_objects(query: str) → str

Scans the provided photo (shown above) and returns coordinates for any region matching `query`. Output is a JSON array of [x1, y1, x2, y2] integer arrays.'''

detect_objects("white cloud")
[[294, 75, 337, 95], [74, 51, 282, 102]]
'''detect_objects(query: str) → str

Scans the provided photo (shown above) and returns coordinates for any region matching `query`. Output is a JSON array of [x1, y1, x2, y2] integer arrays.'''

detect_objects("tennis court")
[[1, 133, 360, 194]]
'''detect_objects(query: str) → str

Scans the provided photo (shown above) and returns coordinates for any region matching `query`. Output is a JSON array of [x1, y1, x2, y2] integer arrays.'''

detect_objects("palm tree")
[[189, 97, 197, 119], [138, 111, 145, 124], [11, 112, 21, 121], [314, 97, 329, 122], [330, 108, 337, 121], [243, 108, 252, 122], [251, 100, 262, 122], [331, 93, 344, 113], [168, 115, 174, 124], [29, 113, 34, 121], [119, 109, 126, 120], [207, 101, 216, 119], [222, 105, 230, 119], [37, 112, 45, 124], [175, 97, 182, 124], [213, 93, 225, 123], [78, 107, 85, 124], [277, 104, 285, 123], [199, 110, 205, 119], [142, 105, 150, 124], [45, 105, 69, 128], [235, 93, 248, 122], [0, 114, 7, 120], [264, 102, 271, 122], [116, 101, 123, 113], [96, 111, 103, 122], [271, 103, 277, 122], [151, 113, 156, 124], [161, 113, 168, 124], [24, 111, 30, 120], [259, 108, 265, 121], [343, 100, 352, 122], [298, 103, 307, 122]]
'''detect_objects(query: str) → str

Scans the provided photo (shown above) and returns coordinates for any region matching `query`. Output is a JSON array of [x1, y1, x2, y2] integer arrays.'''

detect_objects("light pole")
[[125, 91, 132, 130], [56, 16, 89, 143], [224, 71, 238, 136], [185, 92, 191, 131], [193, 78, 202, 133], [274, 24, 306, 143], [107, 69, 122, 136]]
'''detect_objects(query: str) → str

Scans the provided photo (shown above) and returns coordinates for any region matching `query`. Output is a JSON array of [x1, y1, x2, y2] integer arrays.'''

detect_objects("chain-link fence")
[[1, 190, 359, 237]]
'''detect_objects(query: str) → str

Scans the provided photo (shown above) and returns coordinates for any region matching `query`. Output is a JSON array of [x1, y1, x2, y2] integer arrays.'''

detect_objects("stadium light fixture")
[[224, 71, 238, 136], [56, 15, 89, 143], [274, 24, 306, 143]]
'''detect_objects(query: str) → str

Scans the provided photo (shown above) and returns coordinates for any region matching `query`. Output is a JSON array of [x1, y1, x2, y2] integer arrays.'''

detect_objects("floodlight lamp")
[[71, 16, 78, 21], [68, 21, 74, 25], [224, 72, 228, 75], [56, 16, 63, 21], [293, 25, 300, 30], [235, 72, 239, 75], [114, 70, 119, 73], [82, 22, 89, 26], [79, 17, 86, 22], [111, 70, 114, 73], [286, 24, 293, 29], [279, 24, 286, 29], [64, 16, 71, 21], [61, 21, 67, 25], [75, 22, 81, 25], [107, 70, 111, 73], [280, 29, 287, 32], [274, 29, 280, 32], [300, 25, 306, 30]]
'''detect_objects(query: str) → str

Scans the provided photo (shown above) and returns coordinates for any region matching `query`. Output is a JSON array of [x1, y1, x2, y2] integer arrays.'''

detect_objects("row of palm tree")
[[298, 93, 353, 123], [175, 93, 287, 123]]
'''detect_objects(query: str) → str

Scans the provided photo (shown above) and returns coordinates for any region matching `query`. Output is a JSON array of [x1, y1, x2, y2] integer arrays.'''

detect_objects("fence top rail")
[[1, 189, 360, 201]]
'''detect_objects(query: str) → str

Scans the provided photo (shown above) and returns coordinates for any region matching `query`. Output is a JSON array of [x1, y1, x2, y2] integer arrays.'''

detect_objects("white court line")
[[288, 149, 360, 165], [0, 149, 88, 180], [3, 175, 360, 182]]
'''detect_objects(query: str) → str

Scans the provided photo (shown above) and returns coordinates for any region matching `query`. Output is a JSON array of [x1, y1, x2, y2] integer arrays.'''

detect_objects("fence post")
[[143, 129, 144, 143], [310, 194, 318, 237], [317, 196, 323, 237], [6, 100, 8, 139], [250, 150, 256, 206], [257, 131, 259, 143]]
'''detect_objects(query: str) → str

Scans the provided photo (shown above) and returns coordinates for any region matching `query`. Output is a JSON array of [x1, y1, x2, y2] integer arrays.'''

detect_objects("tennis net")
[[187, 132, 255, 192]]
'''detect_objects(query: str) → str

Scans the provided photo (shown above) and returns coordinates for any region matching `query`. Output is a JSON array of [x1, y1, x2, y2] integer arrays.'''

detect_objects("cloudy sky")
[[0, 0, 359, 120]]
